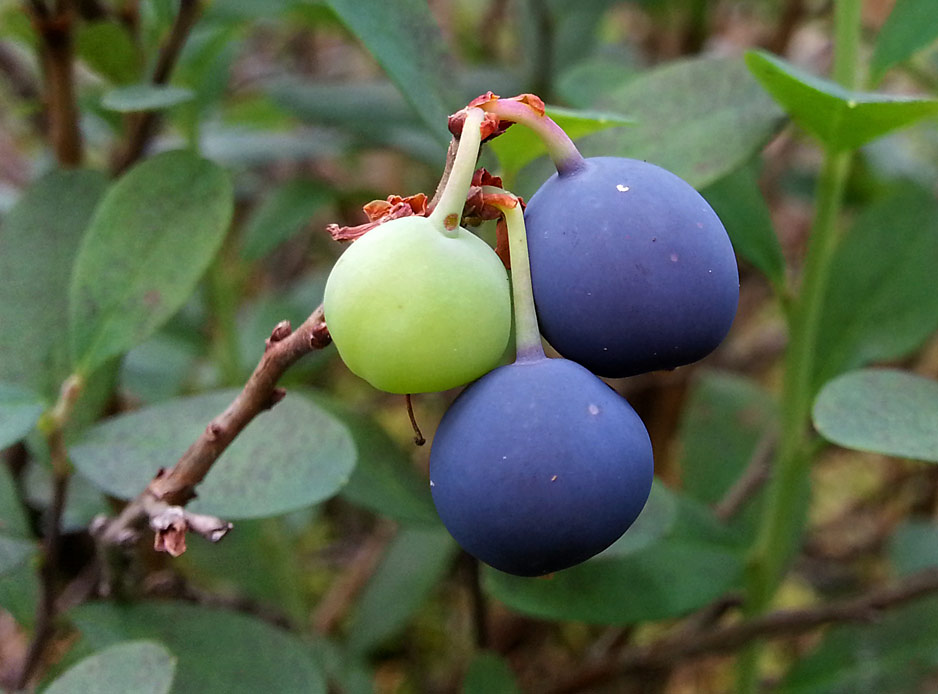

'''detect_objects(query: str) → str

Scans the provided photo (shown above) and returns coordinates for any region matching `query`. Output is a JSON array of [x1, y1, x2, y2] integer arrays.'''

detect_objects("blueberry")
[[524, 157, 739, 377], [429, 357, 653, 576]]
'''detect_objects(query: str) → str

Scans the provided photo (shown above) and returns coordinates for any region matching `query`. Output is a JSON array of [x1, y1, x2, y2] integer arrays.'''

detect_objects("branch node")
[[266, 320, 292, 349], [267, 387, 287, 409]]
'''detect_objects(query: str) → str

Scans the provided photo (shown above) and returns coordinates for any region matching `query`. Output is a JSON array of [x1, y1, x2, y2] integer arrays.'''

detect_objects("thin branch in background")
[[111, 0, 202, 174], [714, 428, 777, 521], [14, 375, 84, 690], [96, 307, 331, 553], [461, 551, 489, 650], [546, 568, 938, 693], [312, 521, 396, 635], [28, 0, 83, 166]]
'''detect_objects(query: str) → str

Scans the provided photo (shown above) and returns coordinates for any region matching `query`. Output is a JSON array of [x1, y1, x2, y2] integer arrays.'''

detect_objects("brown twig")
[[111, 0, 202, 174], [14, 375, 85, 689], [28, 0, 83, 166], [713, 428, 777, 521], [546, 568, 938, 693], [96, 306, 331, 552], [311, 521, 396, 635]]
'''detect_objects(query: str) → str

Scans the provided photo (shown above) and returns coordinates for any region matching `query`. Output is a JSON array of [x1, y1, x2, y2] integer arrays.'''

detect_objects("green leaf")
[[464, 652, 521, 694], [69, 150, 233, 374], [309, 393, 438, 525], [814, 186, 938, 389], [0, 169, 107, 397], [23, 464, 110, 533], [70, 601, 326, 694], [745, 49, 938, 153], [75, 21, 140, 84], [44, 641, 176, 694], [702, 164, 786, 289], [591, 481, 678, 559], [813, 369, 938, 463], [70, 390, 355, 519], [0, 559, 38, 627], [0, 462, 30, 538], [0, 382, 44, 450], [575, 56, 785, 189], [484, 486, 742, 624], [0, 534, 35, 575], [890, 521, 938, 576], [240, 180, 332, 261], [778, 596, 938, 694], [325, 0, 458, 142], [490, 106, 632, 182], [100, 84, 195, 112], [871, 0, 938, 83], [347, 524, 457, 654]]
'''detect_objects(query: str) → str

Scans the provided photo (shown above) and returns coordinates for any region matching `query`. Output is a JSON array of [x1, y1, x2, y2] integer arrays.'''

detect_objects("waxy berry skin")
[[429, 357, 653, 577], [524, 157, 739, 378]]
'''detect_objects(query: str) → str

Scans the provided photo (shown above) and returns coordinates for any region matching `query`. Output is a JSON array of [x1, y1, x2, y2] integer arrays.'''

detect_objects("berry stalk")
[[480, 97, 585, 176], [428, 107, 485, 234], [481, 186, 544, 361]]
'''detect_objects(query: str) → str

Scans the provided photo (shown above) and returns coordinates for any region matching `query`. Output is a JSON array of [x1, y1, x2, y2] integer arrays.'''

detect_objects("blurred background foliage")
[[1, 0, 938, 692]]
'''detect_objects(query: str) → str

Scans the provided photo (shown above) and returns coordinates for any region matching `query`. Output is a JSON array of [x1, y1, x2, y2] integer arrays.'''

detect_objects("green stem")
[[482, 98, 585, 176], [427, 107, 485, 234], [481, 186, 544, 361], [737, 1, 861, 690]]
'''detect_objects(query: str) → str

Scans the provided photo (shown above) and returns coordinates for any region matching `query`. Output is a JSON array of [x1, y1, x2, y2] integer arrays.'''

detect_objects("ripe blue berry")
[[429, 357, 653, 576], [524, 157, 739, 378]]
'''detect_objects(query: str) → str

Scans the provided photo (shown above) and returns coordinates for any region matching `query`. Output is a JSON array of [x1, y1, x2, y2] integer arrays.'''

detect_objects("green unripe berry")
[[323, 215, 511, 394]]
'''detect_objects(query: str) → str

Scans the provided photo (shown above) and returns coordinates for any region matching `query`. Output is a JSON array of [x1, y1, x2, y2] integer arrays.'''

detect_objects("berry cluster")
[[323, 94, 739, 577]]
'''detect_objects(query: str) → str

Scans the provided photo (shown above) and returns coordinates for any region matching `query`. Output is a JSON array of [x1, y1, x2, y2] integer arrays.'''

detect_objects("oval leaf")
[[101, 84, 195, 112], [0, 169, 107, 397], [745, 49, 938, 152], [69, 150, 233, 374], [75, 21, 140, 84], [70, 602, 326, 694], [580, 56, 785, 189], [813, 186, 938, 388], [813, 369, 938, 463], [240, 180, 332, 261], [70, 390, 355, 519], [45, 641, 176, 694], [0, 382, 44, 450]]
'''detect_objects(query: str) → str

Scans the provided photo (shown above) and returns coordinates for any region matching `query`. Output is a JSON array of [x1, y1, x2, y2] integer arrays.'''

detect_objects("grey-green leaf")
[[347, 524, 457, 654], [70, 602, 326, 694], [812, 369, 938, 463], [44, 641, 176, 694], [0, 169, 107, 397], [579, 56, 785, 189], [69, 150, 233, 374], [702, 164, 786, 289], [240, 180, 332, 261], [70, 390, 355, 519], [813, 186, 938, 389], [101, 84, 195, 112], [0, 382, 44, 450], [0, 534, 35, 575], [484, 487, 742, 624], [464, 652, 521, 694], [871, 0, 938, 83], [745, 49, 938, 152], [325, 0, 458, 142]]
